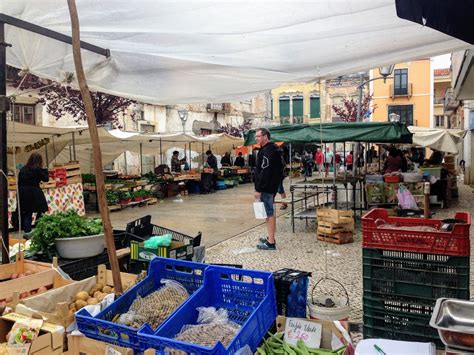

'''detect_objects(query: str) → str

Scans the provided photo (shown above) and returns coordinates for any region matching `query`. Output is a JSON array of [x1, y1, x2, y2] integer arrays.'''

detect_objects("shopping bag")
[[253, 201, 267, 219], [397, 184, 418, 210]]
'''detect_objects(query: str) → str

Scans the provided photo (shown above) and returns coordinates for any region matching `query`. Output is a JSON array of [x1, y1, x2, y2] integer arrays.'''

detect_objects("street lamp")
[[378, 65, 395, 83], [178, 109, 188, 133]]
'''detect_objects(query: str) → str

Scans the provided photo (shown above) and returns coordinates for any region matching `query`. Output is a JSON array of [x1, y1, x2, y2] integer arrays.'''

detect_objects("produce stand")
[[7, 162, 85, 229], [0, 252, 52, 282]]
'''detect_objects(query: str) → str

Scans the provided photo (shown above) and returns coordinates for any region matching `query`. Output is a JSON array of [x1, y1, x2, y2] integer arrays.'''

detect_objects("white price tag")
[[284, 317, 322, 348], [105, 346, 122, 355]]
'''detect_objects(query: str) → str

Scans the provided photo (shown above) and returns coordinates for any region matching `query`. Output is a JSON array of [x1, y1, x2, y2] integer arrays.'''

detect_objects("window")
[[292, 95, 304, 123], [201, 128, 212, 136], [388, 105, 413, 125], [13, 104, 36, 125], [394, 68, 408, 96], [435, 115, 445, 127], [279, 96, 290, 119], [140, 124, 155, 133], [310, 95, 320, 118]]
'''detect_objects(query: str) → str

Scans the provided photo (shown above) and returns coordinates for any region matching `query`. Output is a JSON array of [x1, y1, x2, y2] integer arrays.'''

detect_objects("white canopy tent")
[[1, 1, 470, 104], [7, 121, 243, 172], [408, 126, 468, 154]]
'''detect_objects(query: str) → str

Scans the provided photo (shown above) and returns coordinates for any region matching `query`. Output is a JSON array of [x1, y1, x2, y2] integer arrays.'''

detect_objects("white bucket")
[[309, 277, 350, 321], [308, 296, 350, 321]]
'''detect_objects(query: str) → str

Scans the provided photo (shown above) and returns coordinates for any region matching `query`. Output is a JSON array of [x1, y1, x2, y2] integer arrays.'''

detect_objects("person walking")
[[324, 147, 333, 176], [206, 150, 218, 191], [314, 148, 324, 174], [254, 128, 283, 250], [17, 153, 49, 233]]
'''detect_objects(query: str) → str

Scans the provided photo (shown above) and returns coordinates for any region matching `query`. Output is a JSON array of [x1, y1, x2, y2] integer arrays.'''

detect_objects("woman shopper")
[[17, 153, 49, 233]]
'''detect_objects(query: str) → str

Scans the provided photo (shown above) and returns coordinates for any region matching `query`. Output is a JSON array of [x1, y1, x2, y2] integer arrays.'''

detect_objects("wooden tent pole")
[[67, 0, 122, 293]]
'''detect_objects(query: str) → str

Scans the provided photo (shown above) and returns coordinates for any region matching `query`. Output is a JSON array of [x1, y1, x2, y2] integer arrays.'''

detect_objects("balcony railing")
[[434, 97, 445, 105], [444, 88, 460, 112], [389, 83, 413, 98], [277, 115, 307, 125]]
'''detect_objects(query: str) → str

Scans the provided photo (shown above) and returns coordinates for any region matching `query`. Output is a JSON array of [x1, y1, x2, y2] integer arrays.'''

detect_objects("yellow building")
[[370, 59, 432, 128], [270, 82, 325, 124], [433, 68, 451, 128]]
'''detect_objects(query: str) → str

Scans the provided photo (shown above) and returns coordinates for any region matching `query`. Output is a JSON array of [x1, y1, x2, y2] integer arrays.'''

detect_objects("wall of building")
[[371, 60, 432, 127], [271, 81, 324, 123], [325, 75, 368, 121]]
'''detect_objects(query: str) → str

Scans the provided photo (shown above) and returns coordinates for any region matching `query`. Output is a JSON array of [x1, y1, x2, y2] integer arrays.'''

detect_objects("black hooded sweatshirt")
[[254, 142, 283, 194]]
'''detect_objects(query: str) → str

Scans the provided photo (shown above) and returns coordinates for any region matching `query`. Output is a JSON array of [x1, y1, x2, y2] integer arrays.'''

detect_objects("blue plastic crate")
[[138, 265, 277, 354], [75, 257, 208, 350]]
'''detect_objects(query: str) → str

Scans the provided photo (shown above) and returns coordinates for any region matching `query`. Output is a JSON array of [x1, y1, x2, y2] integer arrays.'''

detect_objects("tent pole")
[[69, 144, 72, 161], [45, 144, 49, 166], [289, 143, 292, 187], [67, 0, 122, 293], [201, 142, 204, 165], [139, 143, 143, 175], [159, 138, 163, 165], [72, 131, 76, 160], [333, 141, 337, 209], [0, 21, 8, 263]]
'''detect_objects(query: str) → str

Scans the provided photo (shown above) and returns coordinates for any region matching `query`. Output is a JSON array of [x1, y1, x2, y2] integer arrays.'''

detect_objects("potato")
[[24, 271, 34, 276], [68, 309, 76, 316], [69, 303, 76, 311], [37, 286, 47, 294], [17, 273, 25, 278], [10, 273, 18, 279], [102, 286, 112, 294], [97, 293, 106, 301], [90, 283, 104, 294], [93, 291, 102, 299], [87, 297, 99, 305], [20, 292, 30, 299], [75, 291, 89, 302], [75, 300, 87, 310]]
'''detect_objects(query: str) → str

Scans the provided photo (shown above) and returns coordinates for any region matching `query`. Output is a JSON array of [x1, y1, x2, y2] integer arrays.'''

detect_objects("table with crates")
[[361, 208, 471, 349]]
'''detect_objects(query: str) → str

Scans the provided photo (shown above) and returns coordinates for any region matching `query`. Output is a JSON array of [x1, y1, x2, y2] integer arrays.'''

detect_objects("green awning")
[[244, 122, 412, 145]]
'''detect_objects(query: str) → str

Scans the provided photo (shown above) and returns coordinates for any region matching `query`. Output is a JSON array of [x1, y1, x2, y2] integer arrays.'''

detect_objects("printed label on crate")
[[105, 346, 122, 355], [284, 317, 322, 348]]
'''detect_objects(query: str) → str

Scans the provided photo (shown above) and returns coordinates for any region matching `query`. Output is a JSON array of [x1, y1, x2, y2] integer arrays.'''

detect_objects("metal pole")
[[201, 142, 205, 165], [353, 74, 363, 176], [0, 22, 9, 263], [139, 143, 143, 174], [333, 141, 337, 209], [72, 131, 76, 160], [289, 143, 293, 186], [45, 144, 49, 166], [159, 138, 163, 165]]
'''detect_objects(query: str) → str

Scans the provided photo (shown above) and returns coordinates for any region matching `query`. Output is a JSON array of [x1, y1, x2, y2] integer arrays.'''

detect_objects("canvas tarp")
[[408, 126, 467, 154], [244, 122, 413, 145], [1, 1, 470, 104], [6, 121, 243, 170]]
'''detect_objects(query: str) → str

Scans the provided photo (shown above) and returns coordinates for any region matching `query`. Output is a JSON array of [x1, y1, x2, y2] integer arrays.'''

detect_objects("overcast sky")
[[433, 54, 451, 69]]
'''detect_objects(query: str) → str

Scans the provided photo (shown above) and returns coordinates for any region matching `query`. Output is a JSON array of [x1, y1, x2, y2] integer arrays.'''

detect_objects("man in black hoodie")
[[254, 128, 283, 250]]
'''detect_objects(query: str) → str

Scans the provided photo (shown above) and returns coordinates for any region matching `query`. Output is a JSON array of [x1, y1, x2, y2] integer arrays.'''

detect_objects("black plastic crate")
[[363, 304, 442, 347], [273, 268, 311, 317], [59, 251, 112, 280], [127, 215, 202, 262], [363, 248, 470, 300]]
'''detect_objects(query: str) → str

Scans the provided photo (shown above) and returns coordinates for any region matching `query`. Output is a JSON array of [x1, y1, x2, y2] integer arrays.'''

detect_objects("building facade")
[[370, 59, 432, 128]]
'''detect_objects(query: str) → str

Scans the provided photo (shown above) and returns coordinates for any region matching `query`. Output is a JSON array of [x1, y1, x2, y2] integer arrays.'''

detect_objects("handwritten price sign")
[[284, 318, 322, 348]]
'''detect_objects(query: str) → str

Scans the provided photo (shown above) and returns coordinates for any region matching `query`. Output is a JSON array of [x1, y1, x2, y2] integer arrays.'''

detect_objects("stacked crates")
[[273, 268, 311, 317], [362, 209, 471, 347]]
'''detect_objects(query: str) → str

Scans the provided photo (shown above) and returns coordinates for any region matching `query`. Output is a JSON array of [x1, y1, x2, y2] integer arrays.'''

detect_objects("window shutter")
[[310, 96, 320, 118]]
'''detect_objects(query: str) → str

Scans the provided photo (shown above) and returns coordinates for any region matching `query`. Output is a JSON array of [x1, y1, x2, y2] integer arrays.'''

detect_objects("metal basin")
[[430, 298, 474, 351]]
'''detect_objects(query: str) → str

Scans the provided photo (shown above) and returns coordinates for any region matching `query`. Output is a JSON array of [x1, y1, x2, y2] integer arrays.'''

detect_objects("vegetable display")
[[258, 333, 347, 355], [28, 212, 103, 259]]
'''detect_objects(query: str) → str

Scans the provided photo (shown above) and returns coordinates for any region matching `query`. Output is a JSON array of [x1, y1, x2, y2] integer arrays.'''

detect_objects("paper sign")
[[284, 317, 322, 348], [105, 346, 122, 355]]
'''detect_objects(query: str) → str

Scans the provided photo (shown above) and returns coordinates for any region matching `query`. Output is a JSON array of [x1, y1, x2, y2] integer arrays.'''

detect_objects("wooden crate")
[[15, 265, 137, 328], [66, 335, 134, 355], [146, 197, 158, 205], [317, 219, 354, 234], [40, 179, 56, 189], [108, 204, 122, 212], [317, 231, 354, 245], [316, 208, 353, 224], [0, 252, 52, 282]]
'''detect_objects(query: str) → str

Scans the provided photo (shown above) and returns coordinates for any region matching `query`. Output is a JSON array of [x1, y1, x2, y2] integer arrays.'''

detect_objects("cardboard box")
[[66, 335, 133, 355], [130, 239, 193, 262], [0, 312, 63, 354], [276, 316, 351, 354]]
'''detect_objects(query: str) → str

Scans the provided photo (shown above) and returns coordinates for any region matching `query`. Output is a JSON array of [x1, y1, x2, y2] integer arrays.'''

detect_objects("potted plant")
[[133, 189, 149, 202], [106, 191, 119, 206], [118, 191, 132, 204], [28, 212, 104, 259]]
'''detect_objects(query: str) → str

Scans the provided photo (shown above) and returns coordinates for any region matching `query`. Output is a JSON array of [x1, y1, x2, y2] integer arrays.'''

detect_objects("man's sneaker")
[[257, 241, 276, 250], [259, 237, 268, 243]]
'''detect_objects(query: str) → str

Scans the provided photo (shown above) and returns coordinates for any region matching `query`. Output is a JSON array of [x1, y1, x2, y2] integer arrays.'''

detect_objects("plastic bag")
[[173, 307, 240, 349], [144, 234, 172, 248], [253, 201, 267, 219], [397, 184, 418, 210]]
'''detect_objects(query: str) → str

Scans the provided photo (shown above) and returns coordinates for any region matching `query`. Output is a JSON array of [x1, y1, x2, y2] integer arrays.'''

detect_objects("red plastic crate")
[[362, 209, 471, 256]]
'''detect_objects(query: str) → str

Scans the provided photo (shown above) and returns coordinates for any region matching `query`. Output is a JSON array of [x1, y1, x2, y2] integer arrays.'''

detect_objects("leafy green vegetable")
[[106, 191, 120, 205], [28, 212, 103, 259], [81, 173, 96, 184]]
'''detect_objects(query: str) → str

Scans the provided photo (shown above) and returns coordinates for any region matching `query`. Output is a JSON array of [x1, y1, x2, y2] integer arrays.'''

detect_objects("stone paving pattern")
[[207, 183, 474, 322]]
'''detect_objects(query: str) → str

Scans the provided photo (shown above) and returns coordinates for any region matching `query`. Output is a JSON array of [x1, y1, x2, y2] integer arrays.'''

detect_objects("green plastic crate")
[[363, 248, 470, 300]]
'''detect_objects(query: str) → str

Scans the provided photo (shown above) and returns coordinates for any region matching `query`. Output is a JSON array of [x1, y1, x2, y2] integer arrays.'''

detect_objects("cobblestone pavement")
[[207, 182, 474, 323]]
